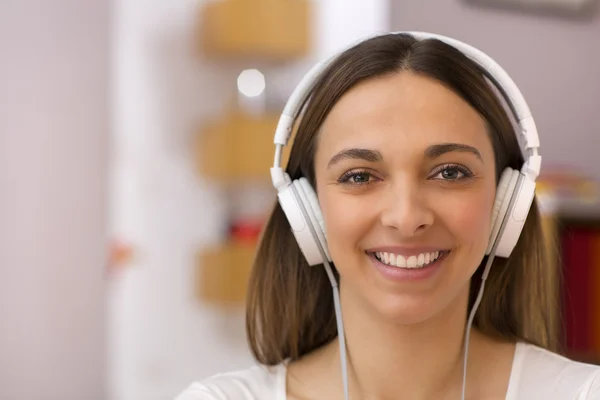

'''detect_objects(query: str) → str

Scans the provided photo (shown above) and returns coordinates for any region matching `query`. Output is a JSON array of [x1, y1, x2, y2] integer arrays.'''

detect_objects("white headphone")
[[270, 31, 542, 267]]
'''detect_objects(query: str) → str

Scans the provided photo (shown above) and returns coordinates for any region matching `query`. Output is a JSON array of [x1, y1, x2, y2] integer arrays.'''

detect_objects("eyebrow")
[[327, 143, 482, 169], [425, 143, 482, 161], [327, 148, 383, 168]]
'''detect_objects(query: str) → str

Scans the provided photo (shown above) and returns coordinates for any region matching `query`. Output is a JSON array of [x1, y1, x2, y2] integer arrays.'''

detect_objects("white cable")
[[326, 263, 350, 400], [462, 177, 519, 399], [287, 185, 350, 399], [461, 251, 496, 400]]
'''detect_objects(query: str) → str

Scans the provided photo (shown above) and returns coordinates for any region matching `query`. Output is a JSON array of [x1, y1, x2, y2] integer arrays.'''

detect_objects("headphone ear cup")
[[276, 175, 324, 266], [295, 178, 331, 262], [486, 168, 519, 256], [495, 171, 537, 258]]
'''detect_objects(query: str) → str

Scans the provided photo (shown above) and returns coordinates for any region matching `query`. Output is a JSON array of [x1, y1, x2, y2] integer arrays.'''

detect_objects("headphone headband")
[[271, 31, 541, 189]]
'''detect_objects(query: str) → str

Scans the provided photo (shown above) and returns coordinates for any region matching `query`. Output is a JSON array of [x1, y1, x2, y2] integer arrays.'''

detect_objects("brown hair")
[[246, 33, 559, 365]]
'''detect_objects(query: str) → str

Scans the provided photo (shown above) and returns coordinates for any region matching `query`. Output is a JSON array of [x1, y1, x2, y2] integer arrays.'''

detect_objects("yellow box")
[[197, 242, 257, 305], [196, 111, 291, 181], [200, 0, 311, 60]]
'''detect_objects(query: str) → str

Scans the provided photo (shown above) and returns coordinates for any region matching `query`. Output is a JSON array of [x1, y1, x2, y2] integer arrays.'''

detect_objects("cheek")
[[320, 192, 357, 238], [439, 189, 495, 252], [317, 188, 373, 256]]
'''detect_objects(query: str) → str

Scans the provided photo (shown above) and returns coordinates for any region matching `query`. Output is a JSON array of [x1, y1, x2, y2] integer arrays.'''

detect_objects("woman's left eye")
[[431, 164, 473, 181]]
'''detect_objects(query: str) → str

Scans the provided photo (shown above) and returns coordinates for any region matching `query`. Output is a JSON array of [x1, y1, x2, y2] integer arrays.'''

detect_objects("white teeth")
[[396, 255, 406, 268], [374, 250, 444, 269], [407, 256, 417, 268]]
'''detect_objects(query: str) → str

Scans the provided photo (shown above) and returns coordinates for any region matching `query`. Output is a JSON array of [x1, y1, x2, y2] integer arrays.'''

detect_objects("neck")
[[332, 283, 475, 400]]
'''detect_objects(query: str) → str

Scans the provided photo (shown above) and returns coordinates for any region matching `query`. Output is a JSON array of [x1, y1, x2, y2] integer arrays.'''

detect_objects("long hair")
[[246, 33, 559, 365]]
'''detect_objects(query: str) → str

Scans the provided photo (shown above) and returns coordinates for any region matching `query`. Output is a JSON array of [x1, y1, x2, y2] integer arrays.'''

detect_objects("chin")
[[369, 292, 443, 326], [349, 278, 470, 328]]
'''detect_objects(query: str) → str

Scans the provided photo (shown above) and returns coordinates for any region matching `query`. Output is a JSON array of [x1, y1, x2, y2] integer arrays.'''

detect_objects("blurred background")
[[0, 0, 599, 399]]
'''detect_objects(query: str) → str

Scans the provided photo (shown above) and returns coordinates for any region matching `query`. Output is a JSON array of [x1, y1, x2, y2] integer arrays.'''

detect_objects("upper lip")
[[364, 246, 450, 257]]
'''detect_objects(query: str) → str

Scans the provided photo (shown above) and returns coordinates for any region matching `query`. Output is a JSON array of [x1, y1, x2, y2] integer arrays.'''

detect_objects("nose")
[[379, 180, 434, 237]]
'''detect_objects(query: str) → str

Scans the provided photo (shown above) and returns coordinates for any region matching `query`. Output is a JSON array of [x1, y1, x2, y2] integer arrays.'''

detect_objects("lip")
[[364, 246, 451, 258], [367, 250, 450, 282]]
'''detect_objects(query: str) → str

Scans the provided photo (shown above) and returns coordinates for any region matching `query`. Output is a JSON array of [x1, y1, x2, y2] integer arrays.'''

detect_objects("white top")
[[176, 342, 600, 399]]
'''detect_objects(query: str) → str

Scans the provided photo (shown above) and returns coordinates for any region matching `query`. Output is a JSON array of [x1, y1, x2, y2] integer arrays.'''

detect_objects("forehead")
[[317, 72, 492, 156]]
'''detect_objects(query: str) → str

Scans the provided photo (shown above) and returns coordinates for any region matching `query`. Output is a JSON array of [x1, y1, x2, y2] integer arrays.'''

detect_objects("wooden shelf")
[[199, 0, 311, 60], [197, 242, 257, 305], [196, 111, 291, 181]]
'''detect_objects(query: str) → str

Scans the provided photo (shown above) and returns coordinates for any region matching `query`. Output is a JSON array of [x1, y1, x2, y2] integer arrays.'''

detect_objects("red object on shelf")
[[591, 234, 600, 356], [561, 227, 594, 354], [230, 218, 264, 244]]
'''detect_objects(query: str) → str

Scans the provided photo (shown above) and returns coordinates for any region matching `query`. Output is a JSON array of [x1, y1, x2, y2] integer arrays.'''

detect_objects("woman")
[[178, 33, 600, 399]]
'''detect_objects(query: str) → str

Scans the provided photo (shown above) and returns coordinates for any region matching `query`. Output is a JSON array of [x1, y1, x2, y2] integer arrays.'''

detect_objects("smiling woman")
[[176, 33, 600, 400]]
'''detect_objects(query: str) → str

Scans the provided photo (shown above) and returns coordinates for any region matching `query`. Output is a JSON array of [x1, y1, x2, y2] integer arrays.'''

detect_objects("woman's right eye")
[[337, 170, 376, 185]]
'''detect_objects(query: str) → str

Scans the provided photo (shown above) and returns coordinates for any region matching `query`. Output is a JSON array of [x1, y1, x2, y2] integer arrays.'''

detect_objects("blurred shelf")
[[199, 0, 311, 60], [196, 111, 290, 181], [197, 242, 257, 305]]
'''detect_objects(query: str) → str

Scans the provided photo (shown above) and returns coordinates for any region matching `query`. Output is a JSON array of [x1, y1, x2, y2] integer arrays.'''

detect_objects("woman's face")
[[313, 72, 497, 324]]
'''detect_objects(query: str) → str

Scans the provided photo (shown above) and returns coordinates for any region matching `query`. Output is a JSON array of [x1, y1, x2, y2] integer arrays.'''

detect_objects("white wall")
[[108, 1, 251, 399], [390, 1, 600, 179], [108, 1, 389, 399], [0, 1, 109, 399]]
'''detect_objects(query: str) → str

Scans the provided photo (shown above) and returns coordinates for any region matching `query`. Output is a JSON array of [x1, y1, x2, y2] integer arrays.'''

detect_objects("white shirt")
[[176, 342, 600, 399]]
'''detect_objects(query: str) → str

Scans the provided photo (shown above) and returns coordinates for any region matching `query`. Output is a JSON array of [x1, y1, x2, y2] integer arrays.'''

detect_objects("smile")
[[370, 250, 450, 269]]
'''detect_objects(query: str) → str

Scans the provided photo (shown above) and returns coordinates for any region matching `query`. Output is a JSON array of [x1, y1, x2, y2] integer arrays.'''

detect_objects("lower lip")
[[368, 251, 449, 282]]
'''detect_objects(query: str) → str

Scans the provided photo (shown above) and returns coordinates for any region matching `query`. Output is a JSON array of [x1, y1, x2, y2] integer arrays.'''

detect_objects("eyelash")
[[337, 169, 377, 185], [337, 164, 474, 186], [429, 164, 474, 181]]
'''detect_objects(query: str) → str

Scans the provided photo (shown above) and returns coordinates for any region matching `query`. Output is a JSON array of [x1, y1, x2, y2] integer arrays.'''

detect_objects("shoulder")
[[174, 363, 287, 400], [509, 341, 600, 399]]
